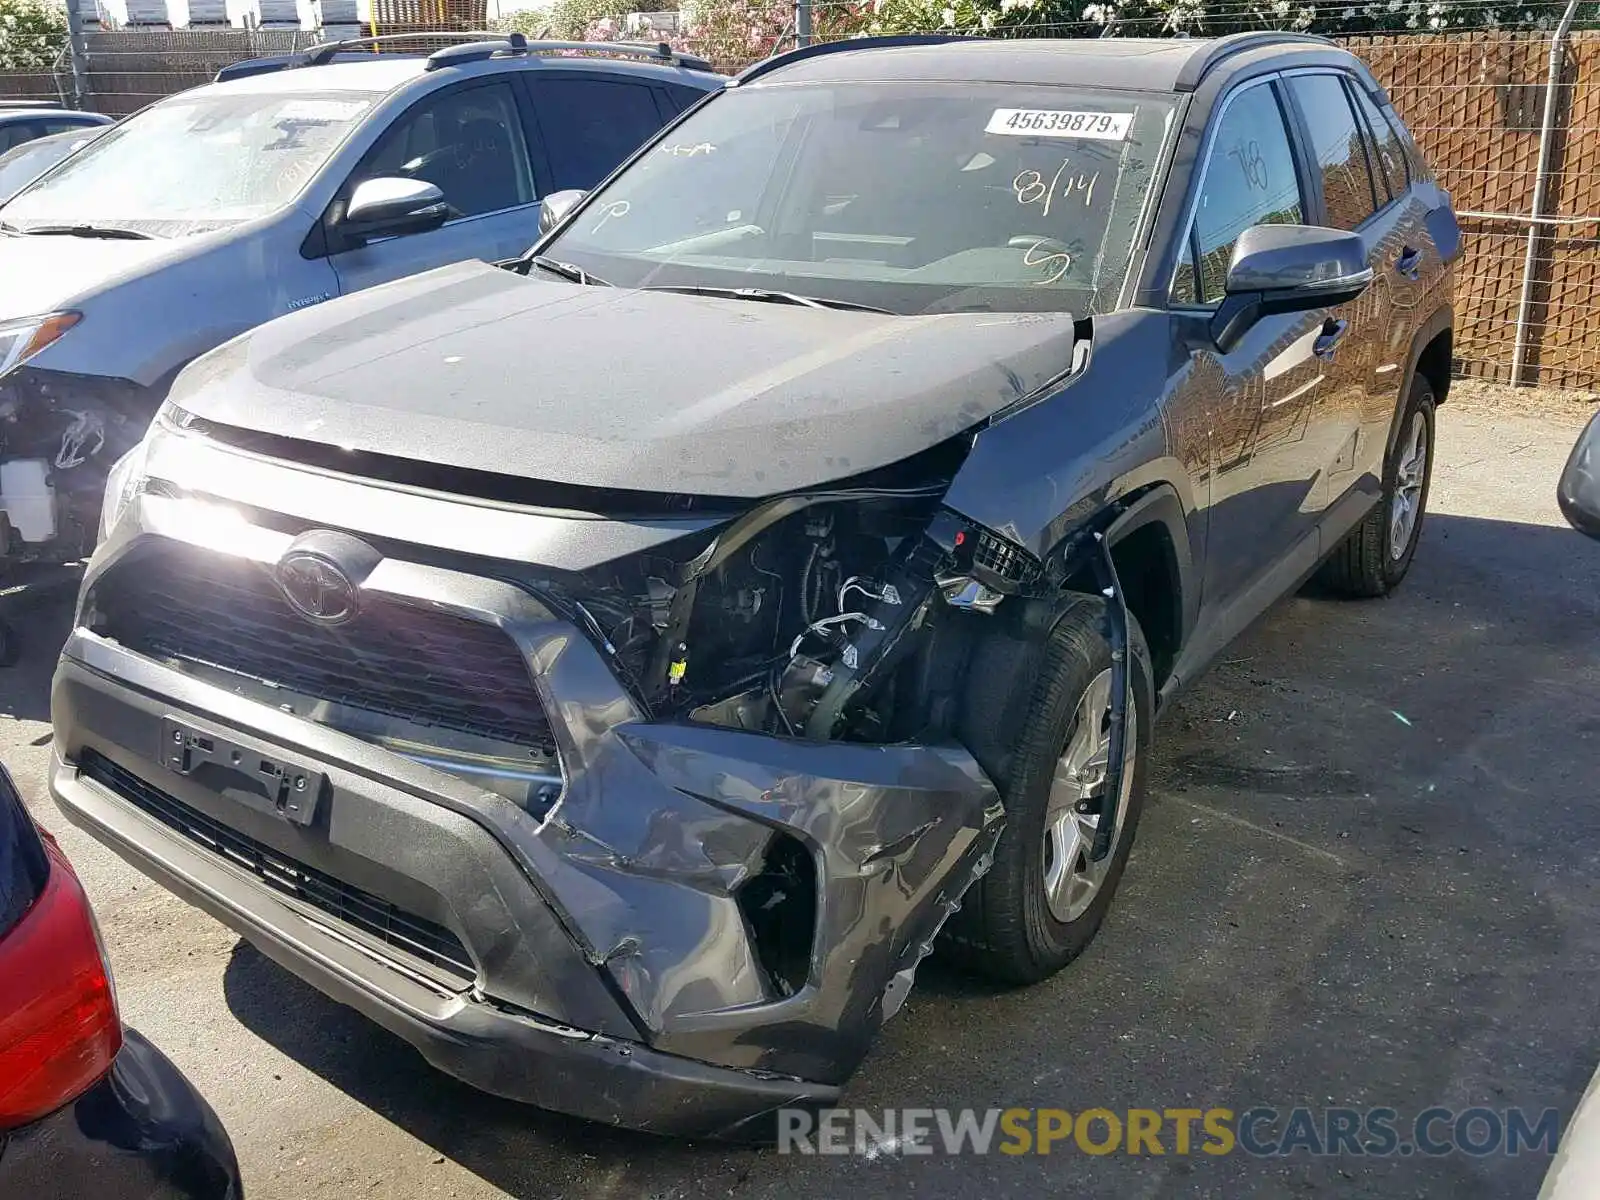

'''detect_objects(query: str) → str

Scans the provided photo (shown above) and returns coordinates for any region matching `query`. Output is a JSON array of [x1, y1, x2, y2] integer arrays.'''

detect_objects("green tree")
[[863, 0, 1599, 37], [0, 0, 67, 72]]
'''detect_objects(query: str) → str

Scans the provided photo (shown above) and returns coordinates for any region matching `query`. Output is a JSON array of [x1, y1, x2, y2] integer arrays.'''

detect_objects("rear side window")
[[0, 771, 48, 940], [661, 84, 710, 115], [1288, 73, 1379, 230], [532, 76, 665, 190], [1175, 81, 1305, 306], [1350, 85, 1410, 200]]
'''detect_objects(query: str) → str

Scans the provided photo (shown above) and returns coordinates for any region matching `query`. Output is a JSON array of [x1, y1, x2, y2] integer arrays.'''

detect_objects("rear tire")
[[943, 596, 1153, 984], [1318, 375, 1436, 598]]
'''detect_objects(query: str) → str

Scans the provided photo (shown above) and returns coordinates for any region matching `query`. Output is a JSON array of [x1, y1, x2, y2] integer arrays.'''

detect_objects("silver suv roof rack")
[[296, 30, 506, 67], [291, 30, 715, 74], [424, 35, 715, 73]]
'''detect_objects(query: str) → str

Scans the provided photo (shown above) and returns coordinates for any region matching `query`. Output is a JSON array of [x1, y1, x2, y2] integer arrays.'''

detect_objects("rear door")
[[523, 72, 674, 193], [325, 79, 543, 295], [1347, 80, 1453, 463], [1281, 71, 1394, 522]]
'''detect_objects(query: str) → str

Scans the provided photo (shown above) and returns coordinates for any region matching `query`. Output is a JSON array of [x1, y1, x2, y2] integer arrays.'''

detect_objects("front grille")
[[80, 751, 475, 984], [92, 544, 555, 752]]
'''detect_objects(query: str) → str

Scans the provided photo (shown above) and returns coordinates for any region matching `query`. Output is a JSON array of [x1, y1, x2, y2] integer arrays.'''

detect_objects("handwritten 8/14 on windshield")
[[1013, 160, 1100, 218], [1011, 159, 1100, 285]]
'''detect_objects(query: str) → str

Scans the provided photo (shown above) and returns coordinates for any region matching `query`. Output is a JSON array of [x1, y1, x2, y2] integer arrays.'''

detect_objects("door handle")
[[1395, 246, 1423, 280], [1313, 317, 1349, 359]]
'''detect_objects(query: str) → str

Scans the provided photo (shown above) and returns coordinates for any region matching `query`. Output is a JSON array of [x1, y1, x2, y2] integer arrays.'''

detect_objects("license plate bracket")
[[160, 717, 325, 827]]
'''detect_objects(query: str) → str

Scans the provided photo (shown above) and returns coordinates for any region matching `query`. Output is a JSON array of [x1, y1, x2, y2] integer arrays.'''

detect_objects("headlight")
[[98, 438, 149, 543], [0, 312, 80, 381]]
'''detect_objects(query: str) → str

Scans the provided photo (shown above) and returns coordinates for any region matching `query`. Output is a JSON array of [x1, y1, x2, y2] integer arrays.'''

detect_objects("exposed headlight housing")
[[0, 312, 80, 382], [97, 437, 149, 543]]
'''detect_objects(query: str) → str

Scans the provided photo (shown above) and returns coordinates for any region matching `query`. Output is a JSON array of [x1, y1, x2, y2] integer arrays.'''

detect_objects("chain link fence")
[[5, 16, 1600, 387]]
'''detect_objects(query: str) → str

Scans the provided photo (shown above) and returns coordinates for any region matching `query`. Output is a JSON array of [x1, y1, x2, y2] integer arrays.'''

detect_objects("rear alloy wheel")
[[1317, 374, 1437, 598], [945, 596, 1153, 984]]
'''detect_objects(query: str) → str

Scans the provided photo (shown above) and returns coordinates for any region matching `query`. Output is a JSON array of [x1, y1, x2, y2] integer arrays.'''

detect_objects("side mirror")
[[538, 188, 586, 236], [340, 177, 449, 244], [1211, 224, 1374, 352], [1559, 410, 1600, 539]]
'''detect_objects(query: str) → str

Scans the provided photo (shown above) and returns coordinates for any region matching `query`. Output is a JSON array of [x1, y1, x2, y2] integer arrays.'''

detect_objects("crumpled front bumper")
[[50, 485, 1003, 1135]]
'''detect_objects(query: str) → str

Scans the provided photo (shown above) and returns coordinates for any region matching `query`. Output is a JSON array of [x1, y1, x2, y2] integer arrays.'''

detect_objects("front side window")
[[2, 91, 373, 235], [1288, 73, 1379, 231], [1176, 81, 1304, 306], [352, 83, 534, 220], [542, 82, 1176, 316]]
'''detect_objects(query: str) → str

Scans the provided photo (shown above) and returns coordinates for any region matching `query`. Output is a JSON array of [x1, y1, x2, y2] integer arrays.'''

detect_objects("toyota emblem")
[[275, 551, 359, 625]]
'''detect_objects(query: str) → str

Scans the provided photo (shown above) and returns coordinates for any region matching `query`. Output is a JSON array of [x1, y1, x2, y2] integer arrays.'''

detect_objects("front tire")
[[944, 596, 1154, 984], [1318, 375, 1437, 597]]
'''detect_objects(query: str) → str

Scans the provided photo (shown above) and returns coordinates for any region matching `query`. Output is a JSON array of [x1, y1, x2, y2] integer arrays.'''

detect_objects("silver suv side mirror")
[[538, 189, 586, 237], [1212, 224, 1374, 352], [1559, 410, 1600, 539], [341, 177, 449, 243]]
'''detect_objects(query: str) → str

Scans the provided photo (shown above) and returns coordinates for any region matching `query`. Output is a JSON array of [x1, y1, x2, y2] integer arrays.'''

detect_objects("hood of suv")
[[168, 260, 1081, 498], [0, 235, 184, 321]]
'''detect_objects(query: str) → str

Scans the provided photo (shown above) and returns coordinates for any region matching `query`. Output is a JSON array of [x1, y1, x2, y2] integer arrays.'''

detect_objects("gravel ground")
[[2, 383, 1598, 1199]]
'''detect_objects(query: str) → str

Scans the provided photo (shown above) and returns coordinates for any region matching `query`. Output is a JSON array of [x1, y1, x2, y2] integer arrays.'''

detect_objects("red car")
[[0, 763, 243, 1198]]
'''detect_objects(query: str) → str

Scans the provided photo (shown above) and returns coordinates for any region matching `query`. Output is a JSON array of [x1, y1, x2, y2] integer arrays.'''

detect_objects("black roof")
[[741, 32, 1360, 94]]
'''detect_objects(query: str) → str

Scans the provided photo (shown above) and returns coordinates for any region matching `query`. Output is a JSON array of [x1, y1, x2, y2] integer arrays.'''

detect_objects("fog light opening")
[[737, 833, 817, 1000]]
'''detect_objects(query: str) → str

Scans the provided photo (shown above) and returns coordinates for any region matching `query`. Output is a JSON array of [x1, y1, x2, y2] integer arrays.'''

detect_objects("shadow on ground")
[[0, 599, 71, 725]]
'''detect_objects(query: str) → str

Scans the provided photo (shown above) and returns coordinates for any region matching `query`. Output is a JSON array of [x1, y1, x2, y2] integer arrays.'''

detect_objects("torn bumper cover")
[[49, 520, 1002, 1137]]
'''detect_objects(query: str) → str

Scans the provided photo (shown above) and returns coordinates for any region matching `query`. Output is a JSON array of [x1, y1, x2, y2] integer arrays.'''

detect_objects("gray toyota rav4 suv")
[[52, 33, 1458, 1137]]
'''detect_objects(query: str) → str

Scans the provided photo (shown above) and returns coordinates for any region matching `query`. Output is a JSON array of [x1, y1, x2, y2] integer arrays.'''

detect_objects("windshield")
[[1, 91, 373, 235], [0, 132, 97, 203], [544, 82, 1176, 315]]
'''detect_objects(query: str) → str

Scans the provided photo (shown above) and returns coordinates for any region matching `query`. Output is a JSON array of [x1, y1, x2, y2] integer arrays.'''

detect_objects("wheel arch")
[[1389, 305, 1452, 461], [1036, 483, 1195, 697]]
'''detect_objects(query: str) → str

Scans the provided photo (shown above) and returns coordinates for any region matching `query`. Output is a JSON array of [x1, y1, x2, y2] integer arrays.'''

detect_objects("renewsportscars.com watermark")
[[777, 1106, 1563, 1158]]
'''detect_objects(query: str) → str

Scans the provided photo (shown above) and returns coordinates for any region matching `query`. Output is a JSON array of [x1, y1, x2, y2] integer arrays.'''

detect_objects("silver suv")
[[0, 34, 721, 571]]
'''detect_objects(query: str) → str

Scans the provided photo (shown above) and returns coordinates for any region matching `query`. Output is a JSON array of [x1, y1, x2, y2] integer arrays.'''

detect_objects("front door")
[[1170, 77, 1328, 619], [326, 80, 543, 295]]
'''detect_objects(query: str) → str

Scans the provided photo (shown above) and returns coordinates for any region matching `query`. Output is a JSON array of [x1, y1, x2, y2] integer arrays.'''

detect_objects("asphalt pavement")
[[2, 385, 1597, 1199]]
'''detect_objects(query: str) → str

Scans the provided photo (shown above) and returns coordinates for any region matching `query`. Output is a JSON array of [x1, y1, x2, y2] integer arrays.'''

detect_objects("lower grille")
[[91, 544, 555, 753], [80, 750, 475, 984]]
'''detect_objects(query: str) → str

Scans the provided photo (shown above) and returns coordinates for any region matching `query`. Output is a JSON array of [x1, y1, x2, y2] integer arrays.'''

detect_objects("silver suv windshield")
[[1, 90, 372, 236], [544, 81, 1176, 315]]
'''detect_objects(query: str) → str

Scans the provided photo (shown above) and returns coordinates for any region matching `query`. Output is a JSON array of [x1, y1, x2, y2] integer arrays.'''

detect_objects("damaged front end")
[[54, 319, 1127, 1131], [0, 359, 157, 568]]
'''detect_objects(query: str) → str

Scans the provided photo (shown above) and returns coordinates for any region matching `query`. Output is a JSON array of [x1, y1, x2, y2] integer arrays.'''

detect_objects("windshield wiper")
[[525, 255, 610, 286], [643, 285, 892, 314], [20, 223, 153, 240], [0, 221, 20, 236]]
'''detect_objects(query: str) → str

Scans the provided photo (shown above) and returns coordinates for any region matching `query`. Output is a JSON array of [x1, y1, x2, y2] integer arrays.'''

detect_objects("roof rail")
[[427, 37, 715, 73], [214, 54, 300, 82], [1173, 31, 1337, 91], [294, 30, 506, 68], [0, 99, 64, 110], [734, 34, 985, 86], [426, 33, 529, 69]]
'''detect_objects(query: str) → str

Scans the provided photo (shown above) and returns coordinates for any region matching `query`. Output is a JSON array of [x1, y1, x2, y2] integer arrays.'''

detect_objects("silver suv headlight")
[[0, 312, 81, 381], [98, 438, 149, 543]]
